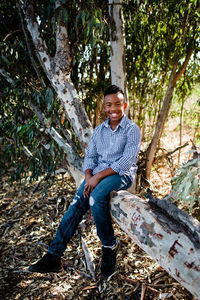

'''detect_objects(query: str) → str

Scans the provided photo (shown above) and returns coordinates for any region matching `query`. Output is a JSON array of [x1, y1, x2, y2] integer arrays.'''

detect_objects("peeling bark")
[[22, 0, 93, 151], [110, 190, 200, 299], [109, 0, 128, 104]]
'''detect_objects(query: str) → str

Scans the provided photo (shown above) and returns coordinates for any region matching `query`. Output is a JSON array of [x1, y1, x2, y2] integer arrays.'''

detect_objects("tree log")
[[110, 190, 200, 299]]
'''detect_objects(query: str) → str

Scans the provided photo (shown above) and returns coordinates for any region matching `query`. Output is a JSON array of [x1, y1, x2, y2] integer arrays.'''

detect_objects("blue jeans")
[[48, 174, 131, 257]]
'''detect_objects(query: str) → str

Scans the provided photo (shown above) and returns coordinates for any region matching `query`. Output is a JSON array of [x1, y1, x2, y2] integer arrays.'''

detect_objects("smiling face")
[[103, 92, 127, 128]]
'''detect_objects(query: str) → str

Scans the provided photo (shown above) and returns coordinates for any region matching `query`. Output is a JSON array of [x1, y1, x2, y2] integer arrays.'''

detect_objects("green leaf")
[[1, 55, 11, 65], [17, 126, 22, 133], [45, 88, 54, 112], [94, 17, 100, 24], [81, 11, 86, 27]]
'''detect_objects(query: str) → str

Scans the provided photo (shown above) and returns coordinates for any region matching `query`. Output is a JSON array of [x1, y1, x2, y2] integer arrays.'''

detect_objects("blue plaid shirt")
[[83, 115, 141, 183]]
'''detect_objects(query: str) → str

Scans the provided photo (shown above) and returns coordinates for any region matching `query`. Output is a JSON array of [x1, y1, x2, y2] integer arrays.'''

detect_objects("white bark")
[[22, 1, 93, 151], [109, 0, 128, 103], [110, 190, 200, 299], [28, 101, 84, 186]]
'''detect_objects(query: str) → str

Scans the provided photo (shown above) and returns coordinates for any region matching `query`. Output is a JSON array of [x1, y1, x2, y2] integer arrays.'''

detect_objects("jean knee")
[[70, 193, 79, 205], [89, 195, 95, 207], [89, 194, 110, 210]]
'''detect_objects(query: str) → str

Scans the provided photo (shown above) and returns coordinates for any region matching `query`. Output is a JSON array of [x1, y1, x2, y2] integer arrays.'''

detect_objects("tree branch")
[[154, 142, 189, 163], [175, 43, 194, 82], [17, 3, 45, 89], [0, 68, 15, 85], [54, 1, 71, 74], [22, 0, 53, 76], [27, 100, 82, 168]]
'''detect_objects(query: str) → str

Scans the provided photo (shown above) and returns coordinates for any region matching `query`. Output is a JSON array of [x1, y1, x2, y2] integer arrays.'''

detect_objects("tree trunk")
[[110, 190, 200, 299], [145, 62, 178, 179], [108, 0, 128, 104], [22, 0, 93, 152], [145, 43, 193, 179]]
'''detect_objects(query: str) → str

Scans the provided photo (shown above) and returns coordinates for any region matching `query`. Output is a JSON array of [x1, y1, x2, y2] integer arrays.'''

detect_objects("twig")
[[146, 286, 160, 295], [32, 174, 50, 193], [146, 283, 180, 289], [119, 274, 138, 285], [140, 283, 147, 300], [81, 238, 96, 280], [154, 142, 189, 163]]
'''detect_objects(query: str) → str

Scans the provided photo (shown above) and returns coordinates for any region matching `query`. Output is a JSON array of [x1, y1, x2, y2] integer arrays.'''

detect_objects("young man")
[[29, 85, 141, 277]]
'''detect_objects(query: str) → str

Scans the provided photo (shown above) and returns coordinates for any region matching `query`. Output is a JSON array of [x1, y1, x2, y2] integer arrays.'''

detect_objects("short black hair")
[[104, 85, 124, 97]]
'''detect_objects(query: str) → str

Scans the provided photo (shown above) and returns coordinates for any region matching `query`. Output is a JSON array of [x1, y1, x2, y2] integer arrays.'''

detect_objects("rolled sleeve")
[[110, 125, 141, 176], [83, 130, 98, 172]]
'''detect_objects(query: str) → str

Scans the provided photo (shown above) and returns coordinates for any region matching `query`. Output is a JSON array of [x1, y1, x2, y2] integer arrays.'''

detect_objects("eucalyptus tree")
[[124, 0, 200, 179], [0, 0, 110, 185]]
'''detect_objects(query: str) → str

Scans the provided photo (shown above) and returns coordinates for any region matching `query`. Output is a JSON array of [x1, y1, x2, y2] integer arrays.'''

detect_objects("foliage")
[[0, 83, 62, 182], [0, 0, 109, 181], [171, 153, 200, 213], [0, 0, 200, 184], [182, 85, 200, 147], [124, 0, 200, 140]]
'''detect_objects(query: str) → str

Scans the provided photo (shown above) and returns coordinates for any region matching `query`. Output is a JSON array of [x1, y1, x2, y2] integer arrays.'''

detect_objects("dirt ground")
[[0, 119, 197, 300]]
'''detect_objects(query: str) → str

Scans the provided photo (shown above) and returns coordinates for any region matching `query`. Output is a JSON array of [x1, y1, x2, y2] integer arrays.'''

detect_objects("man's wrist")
[[94, 173, 102, 181], [95, 168, 116, 181], [85, 169, 93, 179]]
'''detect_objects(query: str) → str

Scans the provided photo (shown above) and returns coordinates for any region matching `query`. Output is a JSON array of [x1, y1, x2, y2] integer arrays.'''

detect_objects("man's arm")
[[83, 129, 98, 173], [83, 168, 117, 198]]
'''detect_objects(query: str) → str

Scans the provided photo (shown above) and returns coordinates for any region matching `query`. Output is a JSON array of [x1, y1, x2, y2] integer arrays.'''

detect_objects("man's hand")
[[83, 167, 117, 198], [83, 174, 100, 198]]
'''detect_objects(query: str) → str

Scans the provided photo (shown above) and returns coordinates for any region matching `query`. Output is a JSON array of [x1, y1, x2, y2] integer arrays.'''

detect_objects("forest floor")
[[0, 118, 197, 300]]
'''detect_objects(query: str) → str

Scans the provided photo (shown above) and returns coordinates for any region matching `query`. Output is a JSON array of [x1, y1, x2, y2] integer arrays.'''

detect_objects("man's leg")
[[29, 180, 89, 273], [89, 174, 131, 277], [48, 180, 89, 257]]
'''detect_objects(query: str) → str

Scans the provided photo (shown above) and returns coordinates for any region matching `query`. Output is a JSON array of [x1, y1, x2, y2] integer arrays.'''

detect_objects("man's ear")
[[124, 102, 128, 110]]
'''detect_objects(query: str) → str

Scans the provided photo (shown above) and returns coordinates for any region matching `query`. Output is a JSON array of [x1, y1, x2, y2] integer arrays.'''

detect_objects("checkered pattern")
[[83, 115, 141, 183]]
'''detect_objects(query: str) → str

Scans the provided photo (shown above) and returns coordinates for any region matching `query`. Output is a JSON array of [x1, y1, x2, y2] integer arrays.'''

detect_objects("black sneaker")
[[100, 242, 119, 278], [28, 253, 61, 273]]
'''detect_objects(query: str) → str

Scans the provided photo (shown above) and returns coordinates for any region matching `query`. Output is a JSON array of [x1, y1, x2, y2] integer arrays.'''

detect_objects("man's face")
[[103, 92, 127, 125]]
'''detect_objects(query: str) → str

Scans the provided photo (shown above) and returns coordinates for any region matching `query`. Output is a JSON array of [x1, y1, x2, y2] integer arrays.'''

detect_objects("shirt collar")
[[104, 114, 127, 129]]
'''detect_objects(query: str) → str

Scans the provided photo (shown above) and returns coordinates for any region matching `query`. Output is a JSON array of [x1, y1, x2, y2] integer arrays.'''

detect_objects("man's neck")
[[109, 115, 124, 130]]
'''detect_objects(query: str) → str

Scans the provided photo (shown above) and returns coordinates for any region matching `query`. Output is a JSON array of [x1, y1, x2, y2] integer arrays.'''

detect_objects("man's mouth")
[[110, 113, 118, 117]]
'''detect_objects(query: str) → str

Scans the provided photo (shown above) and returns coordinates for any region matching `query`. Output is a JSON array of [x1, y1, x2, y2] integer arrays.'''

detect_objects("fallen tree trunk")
[[110, 190, 200, 299]]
